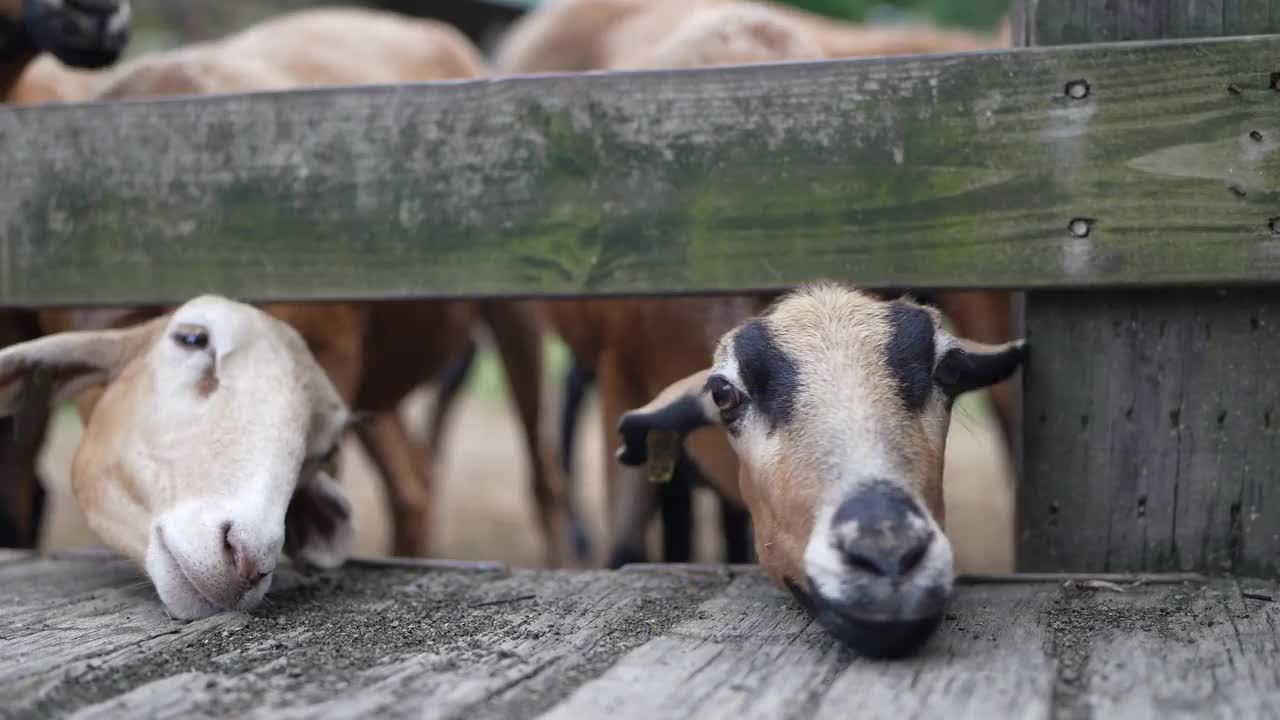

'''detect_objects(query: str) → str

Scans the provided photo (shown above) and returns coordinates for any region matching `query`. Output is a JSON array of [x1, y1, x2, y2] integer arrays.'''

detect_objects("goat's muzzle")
[[801, 480, 954, 658]]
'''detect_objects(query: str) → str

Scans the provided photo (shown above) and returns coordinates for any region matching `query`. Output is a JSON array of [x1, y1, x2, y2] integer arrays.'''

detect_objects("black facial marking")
[[732, 319, 798, 430], [885, 302, 936, 412], [832, 479, 925, 528], [617, 394, 709, 466]]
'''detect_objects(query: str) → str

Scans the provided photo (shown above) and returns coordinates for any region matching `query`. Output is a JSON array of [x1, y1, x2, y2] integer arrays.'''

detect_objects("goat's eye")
[[708, 376, 746, 421], [170, 324, 209, 350]]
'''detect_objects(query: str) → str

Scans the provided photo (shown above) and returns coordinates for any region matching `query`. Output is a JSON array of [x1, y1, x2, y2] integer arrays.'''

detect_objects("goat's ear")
[[617, 369, 720, 469], [0, 321, 160, 417], [934, 338, 1028, 398], [284, 470, 353, 569]]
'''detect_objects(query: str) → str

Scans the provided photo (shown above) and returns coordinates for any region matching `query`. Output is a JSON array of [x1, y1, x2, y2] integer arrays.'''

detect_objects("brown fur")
[[497, 0, 1016, 563], [26, 8, 575, 566], [617, 283, 1024, 631], [1, 0, 129, 549]]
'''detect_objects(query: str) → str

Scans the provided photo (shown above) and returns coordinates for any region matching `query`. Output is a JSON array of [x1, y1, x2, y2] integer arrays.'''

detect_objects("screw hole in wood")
[[1064, 79, 1089, 99], [1068, 218, 1094, 238]]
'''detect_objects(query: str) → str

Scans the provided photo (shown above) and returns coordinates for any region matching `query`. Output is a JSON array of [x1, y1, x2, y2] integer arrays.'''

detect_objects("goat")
[[616, 281, 1026, 657], [0, 295, 357, 619], [0, 0, 128, 99], [493, 0, 1016, 568], [0, 0, 130, 549], [25, 8, 578, 566]]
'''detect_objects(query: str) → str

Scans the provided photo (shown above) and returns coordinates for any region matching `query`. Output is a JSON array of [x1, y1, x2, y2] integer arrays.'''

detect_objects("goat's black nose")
[[831, 481, 934, 578]]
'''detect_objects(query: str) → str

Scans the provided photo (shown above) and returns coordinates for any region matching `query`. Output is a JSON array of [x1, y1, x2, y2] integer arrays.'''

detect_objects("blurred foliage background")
[[780, 0, 1008, 29]]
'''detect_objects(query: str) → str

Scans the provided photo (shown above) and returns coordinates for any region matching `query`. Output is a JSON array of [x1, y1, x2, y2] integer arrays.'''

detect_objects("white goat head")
[[0, 295, 353, 619]]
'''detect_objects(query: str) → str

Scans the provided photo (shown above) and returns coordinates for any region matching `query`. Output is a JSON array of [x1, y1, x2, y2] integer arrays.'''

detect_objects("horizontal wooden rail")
[[1, 34, 1278, 306]]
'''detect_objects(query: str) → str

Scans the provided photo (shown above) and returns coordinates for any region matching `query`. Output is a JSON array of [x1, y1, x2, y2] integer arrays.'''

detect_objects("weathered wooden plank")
[[1063, 578, 1280, 718], [0, 554, 250, 719], [540, 571, 845, 720], [1020, 290, 1280, 575], [544, 576, 1056, 719], [1026, 0, 1276, 42], [6, 556, 1280, 718], [0, 557, 727, 720], [2, 36, 1280, 306], [0, 548, 33, 565], [1017, 0, 1280, 577]]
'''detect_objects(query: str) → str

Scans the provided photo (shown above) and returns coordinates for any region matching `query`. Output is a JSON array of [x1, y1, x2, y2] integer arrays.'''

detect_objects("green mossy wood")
[[0, 34, 1278, 306], [1017, 0, 1280, 576]]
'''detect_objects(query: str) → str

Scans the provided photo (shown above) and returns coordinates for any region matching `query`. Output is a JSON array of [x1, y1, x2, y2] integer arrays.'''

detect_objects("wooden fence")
[[1, 0, 1277, 574]]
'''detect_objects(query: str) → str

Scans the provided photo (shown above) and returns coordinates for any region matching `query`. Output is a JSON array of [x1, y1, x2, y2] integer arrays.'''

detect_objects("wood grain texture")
[[1, 35, 1280, 305], [1016, 0, 1280, 577], [1020, 290, 1280, 575], [547, 576, 1058, 720], [1061, 577, 1280, 718], [0, 554, 727, 720], [1023, 0, 1276, 43], [4, 556, 1280, 719]]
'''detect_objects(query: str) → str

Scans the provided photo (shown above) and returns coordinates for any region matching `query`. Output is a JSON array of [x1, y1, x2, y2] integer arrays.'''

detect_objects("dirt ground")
[[35, 361, 1015, 574]]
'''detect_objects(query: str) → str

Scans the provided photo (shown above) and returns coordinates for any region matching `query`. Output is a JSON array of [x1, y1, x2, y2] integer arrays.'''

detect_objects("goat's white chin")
[[145, 528, 271, 620]]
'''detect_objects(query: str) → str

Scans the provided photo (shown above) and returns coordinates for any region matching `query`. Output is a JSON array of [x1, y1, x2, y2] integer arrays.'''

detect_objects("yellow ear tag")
[[645, 429, 680, 484]]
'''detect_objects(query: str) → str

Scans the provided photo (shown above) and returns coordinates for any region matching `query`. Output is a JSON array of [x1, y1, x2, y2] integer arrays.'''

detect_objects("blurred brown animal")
[[23, 7, 577, 566], [0, 0, 131, 549], [494, 0, 1015, 567]]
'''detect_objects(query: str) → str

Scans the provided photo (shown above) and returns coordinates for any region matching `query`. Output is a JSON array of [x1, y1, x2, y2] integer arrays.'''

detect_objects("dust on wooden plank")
[[0, 558, 725, 720], [546, 578, 1058, 720], [1041, 577, 1280, 718], [4, 557, 1280, 718], [1, 35, 1280, 305]]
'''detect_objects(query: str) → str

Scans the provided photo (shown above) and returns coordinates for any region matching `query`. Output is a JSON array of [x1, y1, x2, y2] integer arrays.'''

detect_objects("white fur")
[[0, 296, 354, 620]]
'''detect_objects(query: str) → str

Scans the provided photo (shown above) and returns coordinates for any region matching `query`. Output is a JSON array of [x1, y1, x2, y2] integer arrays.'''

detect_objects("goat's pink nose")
[[223, 525, 270, 588]]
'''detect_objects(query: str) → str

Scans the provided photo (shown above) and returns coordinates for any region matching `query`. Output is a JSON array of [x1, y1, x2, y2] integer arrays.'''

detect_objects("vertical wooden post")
[[1014, 1, 1280, 575]]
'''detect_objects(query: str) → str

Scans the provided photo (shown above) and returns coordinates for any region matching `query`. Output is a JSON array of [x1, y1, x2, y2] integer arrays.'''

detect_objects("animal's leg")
[[719, 495, 754, 563], [0, 311, 49, 549], [0, 390, 49, 549], [558, 361, 596, 562], [355, 413, 433, 557], [599, 348, 657, 568], [479, 300, 577, 568], [658, 448, 695, 563], [422, 338, 476, 462]]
